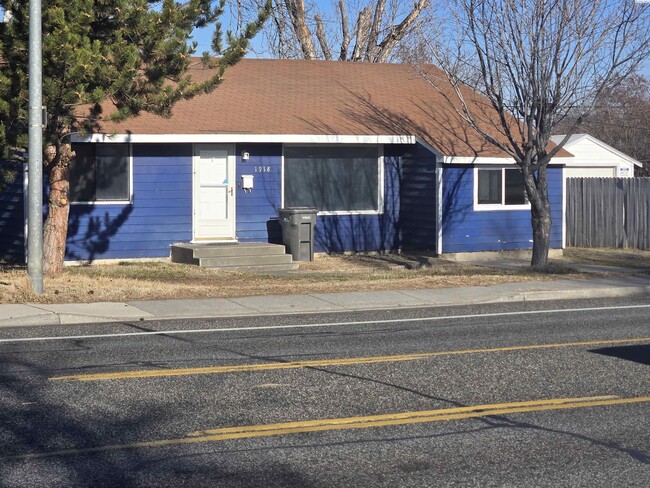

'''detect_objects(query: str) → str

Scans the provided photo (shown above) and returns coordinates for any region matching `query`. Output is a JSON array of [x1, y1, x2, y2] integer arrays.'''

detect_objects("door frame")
[[192, 143, 237, 242]]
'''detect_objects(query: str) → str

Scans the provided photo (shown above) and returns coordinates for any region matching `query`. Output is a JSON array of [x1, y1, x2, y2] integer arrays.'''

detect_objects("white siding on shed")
[[565, 167, 616, 178], [551, 134, 640, 178], [566, 139, 635, 177]]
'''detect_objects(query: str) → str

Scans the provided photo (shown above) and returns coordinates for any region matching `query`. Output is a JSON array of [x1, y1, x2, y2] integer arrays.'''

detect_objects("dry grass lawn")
[[562, 247, 650, 268], [0, 252, 587, 305]]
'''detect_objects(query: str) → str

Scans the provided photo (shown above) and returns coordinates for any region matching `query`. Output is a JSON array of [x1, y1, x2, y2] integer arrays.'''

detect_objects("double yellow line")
[[187, 395, 646, 439], [49, 336, 650, 382], [12, 395, 650, 459]]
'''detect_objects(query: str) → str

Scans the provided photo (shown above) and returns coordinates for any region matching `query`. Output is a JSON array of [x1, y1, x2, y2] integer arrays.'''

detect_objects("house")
[[1, 59, 574, 265], [550, 134, 642, 178]]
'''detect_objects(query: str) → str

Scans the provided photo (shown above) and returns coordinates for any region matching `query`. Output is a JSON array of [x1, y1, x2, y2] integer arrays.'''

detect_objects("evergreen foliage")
[[1, 0, 270, 150], [0, 0, 271, 269]]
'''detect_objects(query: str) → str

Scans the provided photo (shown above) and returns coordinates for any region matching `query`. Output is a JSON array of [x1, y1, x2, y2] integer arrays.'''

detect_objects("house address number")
[[254, 166, 271, 173]]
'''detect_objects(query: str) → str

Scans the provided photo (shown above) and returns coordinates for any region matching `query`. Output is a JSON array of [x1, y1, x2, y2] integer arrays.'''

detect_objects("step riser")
[[170, 246, 199, 265], [204, 264, 299, 272], [171, 243, 296, 272], [193, 246, 286, 259], [199, 255, 294, 267]]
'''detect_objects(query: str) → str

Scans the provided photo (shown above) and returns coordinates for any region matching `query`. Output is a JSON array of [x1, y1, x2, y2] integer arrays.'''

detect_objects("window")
[[477, 169, 502, 204], [70, 144, 130, 203], [284, 146, 381, 213], [476, 168, 528, 208]]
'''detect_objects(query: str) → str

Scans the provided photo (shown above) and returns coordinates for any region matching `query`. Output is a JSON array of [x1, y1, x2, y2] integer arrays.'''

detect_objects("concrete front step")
[[200, 253, 294, 268], [172, 242, 287, 260], [210, 263, 300, 272], [170, 242, 297, 272]]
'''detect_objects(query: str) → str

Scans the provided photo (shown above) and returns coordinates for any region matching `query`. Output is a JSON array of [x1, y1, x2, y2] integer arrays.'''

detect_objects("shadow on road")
[[2, 336, 649, 486], [0, 347, 312, 488], [589, 344, 650, 366]]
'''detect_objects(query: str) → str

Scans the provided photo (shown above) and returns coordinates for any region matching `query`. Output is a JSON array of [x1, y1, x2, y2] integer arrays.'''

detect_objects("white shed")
[[550, 134, 642, 178]]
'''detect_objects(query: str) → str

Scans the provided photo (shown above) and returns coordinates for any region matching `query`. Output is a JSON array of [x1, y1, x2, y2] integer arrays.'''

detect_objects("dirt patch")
[[0, 253, 588, 305]]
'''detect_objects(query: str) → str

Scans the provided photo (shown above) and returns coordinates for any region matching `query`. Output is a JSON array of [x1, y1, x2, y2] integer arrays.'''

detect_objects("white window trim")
[[70, 143, 133, 206], [281, 144, 385, 216], [473, 166, 530, 211]]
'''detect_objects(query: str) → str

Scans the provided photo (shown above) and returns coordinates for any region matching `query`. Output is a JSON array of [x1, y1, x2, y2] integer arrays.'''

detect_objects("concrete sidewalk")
[[1, 275, 649, 328]]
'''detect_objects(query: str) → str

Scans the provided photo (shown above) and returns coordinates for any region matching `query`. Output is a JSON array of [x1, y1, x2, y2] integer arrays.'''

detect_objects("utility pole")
[[28, 0, 44, 294]]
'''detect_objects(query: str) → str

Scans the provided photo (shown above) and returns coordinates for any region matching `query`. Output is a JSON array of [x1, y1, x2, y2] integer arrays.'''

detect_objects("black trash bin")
[[278, 207, 318, 261]]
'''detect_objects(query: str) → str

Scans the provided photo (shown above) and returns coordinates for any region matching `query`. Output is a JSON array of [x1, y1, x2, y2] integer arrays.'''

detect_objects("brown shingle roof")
[[94, 59, 571, 159]]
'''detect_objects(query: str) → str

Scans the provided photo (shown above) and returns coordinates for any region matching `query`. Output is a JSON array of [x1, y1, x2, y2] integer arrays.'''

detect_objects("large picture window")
[[284, 146, 381, 213], [476, 168, 528, 208], [70, 144, 130, 203]]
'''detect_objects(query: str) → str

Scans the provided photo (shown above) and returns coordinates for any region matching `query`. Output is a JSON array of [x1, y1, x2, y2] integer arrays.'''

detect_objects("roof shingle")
[[94, 59, 571, 159]]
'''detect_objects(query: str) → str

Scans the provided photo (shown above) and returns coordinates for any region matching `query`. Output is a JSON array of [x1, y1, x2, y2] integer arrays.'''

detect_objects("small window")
[[478, 169, 502, 204], [70, 144, 130, 203], [284, 146, 381, 213], [504, 169, 527, 205], [476, 168, 528, 208]]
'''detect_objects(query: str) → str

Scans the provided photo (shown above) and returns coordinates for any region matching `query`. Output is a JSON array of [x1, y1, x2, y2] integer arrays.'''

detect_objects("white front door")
[[193, 144, 235, 240]]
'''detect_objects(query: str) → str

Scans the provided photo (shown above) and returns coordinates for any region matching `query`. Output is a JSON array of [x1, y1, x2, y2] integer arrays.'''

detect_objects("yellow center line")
[[187, 395, 618, 436], [9, 395, 650, 460], [49, 336, 650, 382]]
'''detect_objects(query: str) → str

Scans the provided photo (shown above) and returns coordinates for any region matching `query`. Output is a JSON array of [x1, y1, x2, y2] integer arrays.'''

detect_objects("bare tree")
[[422, 0, 650, 266], [243, 0, 431, 62]]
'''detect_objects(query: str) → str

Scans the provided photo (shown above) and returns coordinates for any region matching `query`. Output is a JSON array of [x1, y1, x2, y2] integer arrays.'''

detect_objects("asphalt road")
[[0, 297, 649, 487]]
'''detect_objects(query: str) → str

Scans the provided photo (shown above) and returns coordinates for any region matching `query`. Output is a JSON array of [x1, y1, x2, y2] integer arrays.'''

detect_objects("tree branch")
[[315, 14, 332, 60], [365, 0, 387, 61], [374, 0, 429, 63], [284, 0, 317, 59], [351, 6, 373, 62], [338, 0, 350, 60]]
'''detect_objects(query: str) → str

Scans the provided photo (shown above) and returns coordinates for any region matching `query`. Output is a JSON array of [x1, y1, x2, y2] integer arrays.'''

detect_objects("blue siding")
[[395, 144, 438, 251], [63, 141, 568, 259], [4, 142, 438, 262], [314, 148, 401, 253], [234, 143, 404, 252], [0, 166, 25, 263], [441, 165, 563, 253], [66, 144, 193, 260], [64, 142, 408, 258], [235, 144, 283, 243]]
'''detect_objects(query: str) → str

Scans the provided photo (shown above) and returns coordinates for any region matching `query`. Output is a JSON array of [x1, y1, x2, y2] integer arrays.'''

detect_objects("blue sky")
[[2, 2, 647, 75], [189, 0, 340, 57], [190, 1, 650, 78]]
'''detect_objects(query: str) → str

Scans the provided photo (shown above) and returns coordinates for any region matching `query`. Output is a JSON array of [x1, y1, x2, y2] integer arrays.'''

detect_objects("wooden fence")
[[566, 177, 650, 249]]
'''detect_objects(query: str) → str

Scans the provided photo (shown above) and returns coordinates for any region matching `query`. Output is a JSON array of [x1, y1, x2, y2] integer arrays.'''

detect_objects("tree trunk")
[[521, 161, 552, 267], [374, 0, 430, 63], [338, 0, 350, 60], [351, 7, 373, 61], [530, 200, 551, 266], [365, 0, 387, 61], [315, 15, 332, 60], [43, 145, 73, 275], [284, 0, 317, 59]]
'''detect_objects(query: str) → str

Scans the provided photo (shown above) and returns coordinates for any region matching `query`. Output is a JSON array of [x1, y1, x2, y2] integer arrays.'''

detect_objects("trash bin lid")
[[279, 207, 319, 215]]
